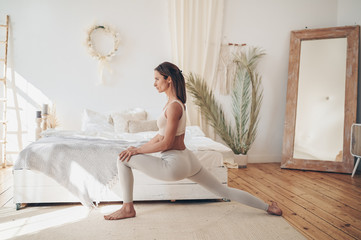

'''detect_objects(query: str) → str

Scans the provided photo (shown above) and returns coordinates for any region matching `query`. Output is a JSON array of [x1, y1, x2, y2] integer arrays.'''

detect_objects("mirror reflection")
[[293, 38, 347, 161]]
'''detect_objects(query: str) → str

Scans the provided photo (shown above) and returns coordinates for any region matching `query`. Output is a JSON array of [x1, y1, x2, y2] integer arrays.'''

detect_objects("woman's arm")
[[119, 103, 182, 161], [137, 103, 181, 154], [137, 133, 161, 149]]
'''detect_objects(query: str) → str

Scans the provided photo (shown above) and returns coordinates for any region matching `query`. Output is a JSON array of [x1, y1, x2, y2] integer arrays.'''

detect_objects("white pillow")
[[185, 126, 206, 137], [111, 108, 148, 133], [81, 109, 114, 133], [128, 120, 158, 133]]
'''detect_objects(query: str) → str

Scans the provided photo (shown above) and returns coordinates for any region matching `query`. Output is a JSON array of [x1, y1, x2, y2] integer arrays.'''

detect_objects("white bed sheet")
[[14, 127, 235, 207], [39, 127, 236, 167]]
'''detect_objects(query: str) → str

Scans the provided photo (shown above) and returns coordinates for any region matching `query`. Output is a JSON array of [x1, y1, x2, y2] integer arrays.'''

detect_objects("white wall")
[[2, 0, 171, 129], [222, 0, 338, 162], [0, 0, 359, 163], [0, 0, 172, 162]]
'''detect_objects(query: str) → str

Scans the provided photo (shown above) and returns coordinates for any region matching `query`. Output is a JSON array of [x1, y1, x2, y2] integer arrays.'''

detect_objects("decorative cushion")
[[128, 120, 158, 133], [111, 108, 148, 133], [81, 109, 114, 133]]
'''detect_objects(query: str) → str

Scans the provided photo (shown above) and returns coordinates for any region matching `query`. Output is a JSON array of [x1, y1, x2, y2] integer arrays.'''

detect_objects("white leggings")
[[117, 149, 269, 211]]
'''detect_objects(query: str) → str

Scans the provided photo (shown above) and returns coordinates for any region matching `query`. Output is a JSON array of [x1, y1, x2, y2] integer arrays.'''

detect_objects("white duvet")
[[14, 128, 235, 208]]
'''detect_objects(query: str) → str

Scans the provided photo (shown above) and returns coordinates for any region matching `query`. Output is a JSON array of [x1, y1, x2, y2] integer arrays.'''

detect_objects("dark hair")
[[154, 62, 186, 104]]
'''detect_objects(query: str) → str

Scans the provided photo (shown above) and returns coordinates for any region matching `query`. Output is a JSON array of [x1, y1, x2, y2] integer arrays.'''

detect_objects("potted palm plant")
[[186, 46, 265, 167]]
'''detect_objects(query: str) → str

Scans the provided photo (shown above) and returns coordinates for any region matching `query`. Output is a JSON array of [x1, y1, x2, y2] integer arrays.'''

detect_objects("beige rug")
[[0, 201, 305, 240]]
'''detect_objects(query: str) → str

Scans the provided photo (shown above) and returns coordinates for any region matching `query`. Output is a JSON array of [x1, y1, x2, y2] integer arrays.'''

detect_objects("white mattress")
[[13, 166, 226, 188], [13, 162, 227, 203], [13, 150, 227, 187]]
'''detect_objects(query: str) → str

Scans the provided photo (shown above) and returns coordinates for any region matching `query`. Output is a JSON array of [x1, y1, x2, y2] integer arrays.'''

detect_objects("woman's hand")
[[119, 146, 139, 162]]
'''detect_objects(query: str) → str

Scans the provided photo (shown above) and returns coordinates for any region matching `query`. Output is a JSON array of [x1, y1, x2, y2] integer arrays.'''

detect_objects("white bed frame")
[[13, 153, 228, 210]]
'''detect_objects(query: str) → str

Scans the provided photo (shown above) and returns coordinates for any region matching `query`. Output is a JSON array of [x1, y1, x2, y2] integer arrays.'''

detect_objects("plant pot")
[[234, 154, 248, 168]]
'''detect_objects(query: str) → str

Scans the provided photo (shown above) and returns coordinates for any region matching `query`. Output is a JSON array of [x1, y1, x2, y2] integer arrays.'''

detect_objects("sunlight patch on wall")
[[4, 68, 52, 165]]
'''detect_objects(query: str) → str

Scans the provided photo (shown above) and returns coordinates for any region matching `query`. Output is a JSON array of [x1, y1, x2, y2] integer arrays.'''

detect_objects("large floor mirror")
[[282, 26, 359, 173]]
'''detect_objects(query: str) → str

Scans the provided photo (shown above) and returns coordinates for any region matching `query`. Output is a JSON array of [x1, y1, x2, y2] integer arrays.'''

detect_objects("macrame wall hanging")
[[85, 24, 120, 85], [214, 43, 245, 95]]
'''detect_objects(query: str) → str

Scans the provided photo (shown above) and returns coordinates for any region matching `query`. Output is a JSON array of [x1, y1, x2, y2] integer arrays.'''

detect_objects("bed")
[[13, 109, 236, 210]]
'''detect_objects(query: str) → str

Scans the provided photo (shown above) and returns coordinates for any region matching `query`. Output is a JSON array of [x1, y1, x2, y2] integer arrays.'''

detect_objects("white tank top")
[[157, 100, 186, 136]]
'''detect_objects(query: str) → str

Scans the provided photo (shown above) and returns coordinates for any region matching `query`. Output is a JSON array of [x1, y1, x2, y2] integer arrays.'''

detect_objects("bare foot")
[[104, 203, 136, 220], [267, 202, 282, 216]]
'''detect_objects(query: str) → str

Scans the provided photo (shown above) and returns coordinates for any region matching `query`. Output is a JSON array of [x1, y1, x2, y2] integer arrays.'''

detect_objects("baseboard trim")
[[247, 155, 281, 163]]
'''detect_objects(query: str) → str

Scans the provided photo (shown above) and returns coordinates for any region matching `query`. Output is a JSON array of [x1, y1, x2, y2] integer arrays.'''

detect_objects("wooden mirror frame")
[[282, 26, 360, 173]]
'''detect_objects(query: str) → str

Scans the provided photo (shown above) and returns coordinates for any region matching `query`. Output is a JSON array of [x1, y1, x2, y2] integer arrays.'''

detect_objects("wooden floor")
[[1, 163, 361, 239], [228, 163, 361, 240], [0, 166, 12, 208]]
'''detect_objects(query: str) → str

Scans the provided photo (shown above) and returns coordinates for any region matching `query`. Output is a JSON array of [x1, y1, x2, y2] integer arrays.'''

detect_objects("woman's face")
[[154, 70, 170, 93]]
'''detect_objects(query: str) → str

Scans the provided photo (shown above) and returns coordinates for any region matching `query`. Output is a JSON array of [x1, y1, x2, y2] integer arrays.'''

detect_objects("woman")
[[104, 62, 282, 220]]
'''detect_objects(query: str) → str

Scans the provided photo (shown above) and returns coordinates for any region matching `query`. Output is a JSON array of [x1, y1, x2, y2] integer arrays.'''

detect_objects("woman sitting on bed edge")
[[104, 62, 282, 220]]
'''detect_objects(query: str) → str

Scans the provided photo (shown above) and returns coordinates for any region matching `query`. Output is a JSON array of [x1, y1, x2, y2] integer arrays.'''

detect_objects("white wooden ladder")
[[0, 15, 9, 168]]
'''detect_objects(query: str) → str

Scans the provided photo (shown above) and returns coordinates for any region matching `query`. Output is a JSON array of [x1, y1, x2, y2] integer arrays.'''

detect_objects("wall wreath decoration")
[[86, 24, 120, 85]]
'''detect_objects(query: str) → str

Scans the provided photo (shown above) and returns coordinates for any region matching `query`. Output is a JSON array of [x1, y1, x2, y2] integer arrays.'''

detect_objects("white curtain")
[[168, 0, 224, 136]]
